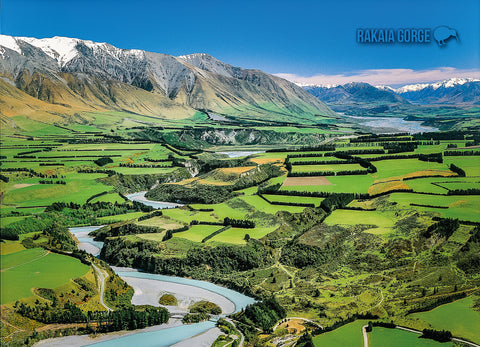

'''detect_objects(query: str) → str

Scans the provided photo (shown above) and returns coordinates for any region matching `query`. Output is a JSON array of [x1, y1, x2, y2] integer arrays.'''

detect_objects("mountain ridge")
[[0, 35, 336, 124]]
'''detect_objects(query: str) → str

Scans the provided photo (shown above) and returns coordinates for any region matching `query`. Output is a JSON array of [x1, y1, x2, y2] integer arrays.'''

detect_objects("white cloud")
[[275, 67, 480, 87]]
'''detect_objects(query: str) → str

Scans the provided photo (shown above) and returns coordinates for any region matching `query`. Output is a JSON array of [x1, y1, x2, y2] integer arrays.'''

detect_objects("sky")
[[1, 0, 479, 86]]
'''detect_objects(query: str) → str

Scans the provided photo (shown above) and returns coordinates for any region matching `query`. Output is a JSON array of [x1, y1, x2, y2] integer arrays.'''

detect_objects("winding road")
[[92, 264, 112, 311]]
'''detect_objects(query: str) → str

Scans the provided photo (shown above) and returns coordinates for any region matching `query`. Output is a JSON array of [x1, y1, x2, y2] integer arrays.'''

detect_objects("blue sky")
[[1, 0, 479, 85]]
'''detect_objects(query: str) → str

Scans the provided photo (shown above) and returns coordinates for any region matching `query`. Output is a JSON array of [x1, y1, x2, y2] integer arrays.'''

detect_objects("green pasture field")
[[406, 177, 452, 194], [2, 173, 111, 207], [209, 226, 278, 244], [174, 225, 223, 243], [369, 327, 452, 347], [97, 211, 147, 223], [248, 152, 288, 160], [0, 216, 27, 228], [371, 159, 449, 180], [434, 180, 480, 191], [289, 156, 347, 164], [109, 167, 176, 175], [291, 163, 362, 174], [162, 207, 221, 224], [280, 175, 374, 194], [389, 193, 480, 222], [238, 194, 306, 214], [410, 296, 480, 344], [135, 216, 184, 229], [90, 193, 125, 204], [312, 320, 366, 347], [444, 156, 480, 176], [136, 232, 167, 242], [324, 209, 396, 235], [8, 116, 73, 136], [263, 194, 325, 206], [0, 249, 89, 304]]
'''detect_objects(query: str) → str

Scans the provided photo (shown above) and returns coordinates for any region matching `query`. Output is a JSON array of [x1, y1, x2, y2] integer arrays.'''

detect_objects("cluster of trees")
[[266, 144, 335, 153], [144, 155, 174, 162], [447, 188, 480, 195], [0, 173, 9, 182], [418, 153, 443, 163], [118, 163, 171, 168], [92, 223, 162, 241], [146, 184, 237, 204], [15, 302, 168, 332], [201, 226, 231, 243], [39, 163, 64, 166], [189, 300, 222, 315], [288, 171, 335, 177], [101, 237, 273, 275], [258, 194, 315, 208], [350, 134, 412, 143], [162, 225, 189, 241], [287, 152, 326, 159], [182, 312, 210, 324], [223, 217, 255, 228], [78, 168, 116, 176], [137, 210, 163, 221], [38, 180, 66, 185], [413, 131, 465, 141], [324, 149, 385, 156], [421, 329, 452, 342], [238, 297, 286, 331], [320, 193, 355, 212], [384, 142, 417, 153], [336, 170, 368, 176], [332, 152, 377, 173], [94, 157, 113, 166], [0, 167, 59, 178], [444, 150, 480, 156], [422, 218, 459, 239]]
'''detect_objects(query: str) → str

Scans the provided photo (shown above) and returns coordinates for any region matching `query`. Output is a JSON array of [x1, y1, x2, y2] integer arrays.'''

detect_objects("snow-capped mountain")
[[304, 78, 480, 106], [394, 78, 480, 93], [0, 35, 335, 121], [304, 82, 408, 105], [393, 78, 480, 104]]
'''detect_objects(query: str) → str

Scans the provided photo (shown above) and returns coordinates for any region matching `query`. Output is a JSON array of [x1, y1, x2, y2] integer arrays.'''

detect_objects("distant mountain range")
[[303, 78, 480, 106], [0, 35, 335, 125]]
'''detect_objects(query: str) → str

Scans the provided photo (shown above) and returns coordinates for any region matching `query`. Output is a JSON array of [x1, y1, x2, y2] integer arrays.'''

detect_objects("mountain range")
[[303, 78, 480, 106], [0, 35, 335, 125]]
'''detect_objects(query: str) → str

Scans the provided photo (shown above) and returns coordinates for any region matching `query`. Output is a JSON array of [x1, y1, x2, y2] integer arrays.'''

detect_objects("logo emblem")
[[433, 26, 458, 46]]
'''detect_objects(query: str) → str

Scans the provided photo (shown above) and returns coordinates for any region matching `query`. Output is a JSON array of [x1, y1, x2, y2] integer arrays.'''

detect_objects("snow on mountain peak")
[[396, 78, 480, 93], [0, 35, 146, 66], [18, 36, 81, 66], [0, 35, 22, 54]]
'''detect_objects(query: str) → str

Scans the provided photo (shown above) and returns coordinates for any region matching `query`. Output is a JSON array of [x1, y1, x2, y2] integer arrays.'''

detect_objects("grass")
[[209, 226, 277, 244], [371, 160, 449, 181], [325, 210, 396, 234], [110, 167, 176, 175], [389, 193, 480, 222], [281, 175, 374, 194], [263, 194, 325, 206], [444, 156, 480, 176], [98, 211, 147, 223], [369, 327, 452, 346], [174, 225, 223, 243], [90, 193, 125, 204], [239, 195, 306, 214], [291, 163, 362, 174], [313, 320, 366, 347], [2, 173, 111, 207], [1, 249, 89, 304], [136, 216, 184, 228], [410, 296, 480, 344]]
